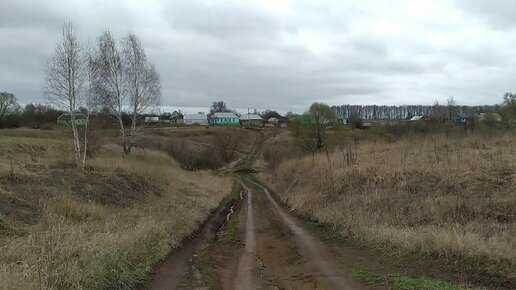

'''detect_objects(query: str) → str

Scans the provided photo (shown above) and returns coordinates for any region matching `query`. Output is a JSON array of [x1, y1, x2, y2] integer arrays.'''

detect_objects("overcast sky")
[[1, 0, 516, 113]]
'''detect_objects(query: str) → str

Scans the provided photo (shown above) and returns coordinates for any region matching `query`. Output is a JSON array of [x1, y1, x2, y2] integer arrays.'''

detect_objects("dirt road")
[[145, 177, 368, 290], [236, 178, 366, 290]]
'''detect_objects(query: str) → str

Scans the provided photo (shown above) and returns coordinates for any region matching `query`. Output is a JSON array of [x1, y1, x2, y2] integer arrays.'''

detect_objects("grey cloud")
[[0, 0, 515, 112], [0, 0, 64, 29], [457, 0, 516, 29], [162, 2, 279, 39]]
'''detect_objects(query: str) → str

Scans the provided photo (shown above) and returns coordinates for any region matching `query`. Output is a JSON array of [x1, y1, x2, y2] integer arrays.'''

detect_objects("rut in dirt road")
[[234, 181, 271, 290], [242, 178, 366, 290], [145, 177, 369, 290]]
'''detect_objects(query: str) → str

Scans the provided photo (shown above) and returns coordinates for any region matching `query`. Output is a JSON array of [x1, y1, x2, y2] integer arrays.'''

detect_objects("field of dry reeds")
[[0, 128, 231, 289], [263, 131, 516, 286]]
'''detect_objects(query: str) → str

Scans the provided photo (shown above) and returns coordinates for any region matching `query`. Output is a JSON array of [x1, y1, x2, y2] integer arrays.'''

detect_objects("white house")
[[144, 116, 159, 123], [183, 114, 208, 125]]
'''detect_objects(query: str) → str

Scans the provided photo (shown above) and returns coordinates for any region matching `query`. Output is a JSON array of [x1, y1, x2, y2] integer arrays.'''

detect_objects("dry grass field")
[[263, 131, 516, 286], [0, 128, 232, 289]]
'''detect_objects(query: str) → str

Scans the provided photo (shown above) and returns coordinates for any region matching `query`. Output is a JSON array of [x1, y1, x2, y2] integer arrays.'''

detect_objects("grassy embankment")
[[262, 130, 516, 288], [0, 128, 232, 289]]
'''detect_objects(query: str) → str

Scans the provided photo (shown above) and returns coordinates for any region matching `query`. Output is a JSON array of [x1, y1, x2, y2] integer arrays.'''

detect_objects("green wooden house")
[[57, 113, 88, 126], [209, 112, 240, 126]]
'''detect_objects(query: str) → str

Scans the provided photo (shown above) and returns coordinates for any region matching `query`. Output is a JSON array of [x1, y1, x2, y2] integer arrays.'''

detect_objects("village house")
[[337, 117, 348, 125], [183, 114, 208, 125], [267, 117, 289, 128], [170, 111, 184, 124], [409, 115, 433, 122], [239, 113, 265, 127], [57, 113, 88, 126], [144, 116, 160, 123], [361, 119, 399, 128], [209, 112, 240, 126]]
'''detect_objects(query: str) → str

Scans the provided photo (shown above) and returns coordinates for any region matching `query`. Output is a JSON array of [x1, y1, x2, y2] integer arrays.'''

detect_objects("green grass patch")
[[223, 180, 243, 241], [336, 252, 471, 289], [351, 269, 386, 284], [392, 275, 464, 290], [224, 207, 240, 242], [192, 256, 223, 290]]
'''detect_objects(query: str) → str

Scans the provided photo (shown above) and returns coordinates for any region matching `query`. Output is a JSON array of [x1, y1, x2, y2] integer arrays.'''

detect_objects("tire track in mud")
[[244, 178, 367, 290], [234, 181, 275, 290], [145, 177, 368, 290], [234, 181, 256, 289]]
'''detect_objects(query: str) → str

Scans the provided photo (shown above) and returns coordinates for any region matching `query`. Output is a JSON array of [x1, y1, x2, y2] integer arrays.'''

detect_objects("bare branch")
[[43, 22, 88, 169]]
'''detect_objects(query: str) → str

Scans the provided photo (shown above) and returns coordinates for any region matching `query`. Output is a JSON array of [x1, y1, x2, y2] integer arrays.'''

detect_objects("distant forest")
[[332, 104, 501, 120]]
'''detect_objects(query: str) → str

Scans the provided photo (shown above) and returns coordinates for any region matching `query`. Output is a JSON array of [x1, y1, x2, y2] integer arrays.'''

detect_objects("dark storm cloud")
[[1, 0, 515, 112]]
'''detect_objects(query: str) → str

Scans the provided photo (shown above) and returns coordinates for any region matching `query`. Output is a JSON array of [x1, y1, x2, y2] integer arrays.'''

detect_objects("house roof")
[[170, 111, 183, 119], [409, 115, 423, 121], [183, 114, 207, 120], [239, 113, 263, 120], [212, 112, 239, 118]]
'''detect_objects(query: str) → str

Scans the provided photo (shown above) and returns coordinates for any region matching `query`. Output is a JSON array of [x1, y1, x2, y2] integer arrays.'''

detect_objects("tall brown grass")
[[0, 130, 231, 289], [263, 132, 516, 283]]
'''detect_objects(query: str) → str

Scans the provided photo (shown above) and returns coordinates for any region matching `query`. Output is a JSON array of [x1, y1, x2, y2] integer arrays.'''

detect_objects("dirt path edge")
[[142, 186, 241, 290]]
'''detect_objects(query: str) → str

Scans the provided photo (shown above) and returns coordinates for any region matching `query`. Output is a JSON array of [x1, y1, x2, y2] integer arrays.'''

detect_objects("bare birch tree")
[[90, 30, 129, 152], [91, 31, 160, 155], [44, 22, 89, 169], [121, 32, 161, 155]]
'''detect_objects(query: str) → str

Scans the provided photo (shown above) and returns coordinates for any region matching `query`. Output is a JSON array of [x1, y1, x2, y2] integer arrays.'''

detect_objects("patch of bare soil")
[[191, 179, 368, 289], [145, 177, 369, 290]]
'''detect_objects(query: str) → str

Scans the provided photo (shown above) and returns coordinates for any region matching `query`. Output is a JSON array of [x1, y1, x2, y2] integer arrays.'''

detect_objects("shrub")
[[166, 141, 224, 170], [85, 117, 107, 158]]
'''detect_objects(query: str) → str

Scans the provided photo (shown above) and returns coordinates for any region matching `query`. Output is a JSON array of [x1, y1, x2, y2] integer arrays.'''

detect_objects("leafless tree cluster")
[[90, 31, 161, 155], [44, 22, 161, 169]]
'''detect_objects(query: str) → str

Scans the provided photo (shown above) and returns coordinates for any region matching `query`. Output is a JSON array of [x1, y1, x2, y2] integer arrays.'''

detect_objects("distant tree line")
[[0, 97, 157, 130], [333, 103, 500, 121], [0, 102, 62, 129]]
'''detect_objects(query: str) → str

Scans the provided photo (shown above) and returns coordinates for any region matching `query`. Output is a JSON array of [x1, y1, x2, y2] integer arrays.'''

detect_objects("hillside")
[[0, 128, 232, 289], [262, 131, 516, 289]]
